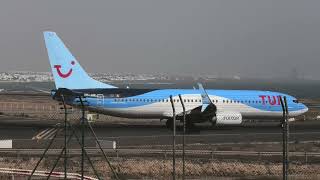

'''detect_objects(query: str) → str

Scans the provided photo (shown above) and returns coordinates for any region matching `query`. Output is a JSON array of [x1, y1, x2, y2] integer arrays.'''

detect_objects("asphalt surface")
[[2, 149, 320, 162], [0, 116, 320, 146]]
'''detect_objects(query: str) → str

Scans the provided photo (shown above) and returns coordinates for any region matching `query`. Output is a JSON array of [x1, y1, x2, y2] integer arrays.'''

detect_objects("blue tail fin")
[[43, 31, 117, 90]]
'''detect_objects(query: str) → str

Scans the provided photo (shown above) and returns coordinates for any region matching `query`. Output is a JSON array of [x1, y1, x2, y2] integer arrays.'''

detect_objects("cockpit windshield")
[[293, 99, 299, 103]]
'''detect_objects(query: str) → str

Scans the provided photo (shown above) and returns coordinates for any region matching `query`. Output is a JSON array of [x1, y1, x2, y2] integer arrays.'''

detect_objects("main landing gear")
[[165, 118, 195, 131], [165, 118, 173, 130]]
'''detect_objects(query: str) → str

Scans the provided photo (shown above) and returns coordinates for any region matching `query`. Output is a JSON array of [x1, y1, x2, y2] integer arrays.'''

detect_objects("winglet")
[[198, 83, 214, 112], [198, 83, 212, 104]]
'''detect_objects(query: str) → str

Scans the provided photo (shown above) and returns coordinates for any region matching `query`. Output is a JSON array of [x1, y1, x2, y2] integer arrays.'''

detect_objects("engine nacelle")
[[213, 112, 242, 125]]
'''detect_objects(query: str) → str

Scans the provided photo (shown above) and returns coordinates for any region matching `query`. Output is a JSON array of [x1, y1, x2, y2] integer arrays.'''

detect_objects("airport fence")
[[105, 136, 320, 179], [0, 102, 320, 179], [1, 131, 320, 179]]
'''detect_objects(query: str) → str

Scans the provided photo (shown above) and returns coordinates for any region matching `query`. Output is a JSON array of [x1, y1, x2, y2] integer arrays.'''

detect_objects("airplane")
[[43, 31, 308, 130]]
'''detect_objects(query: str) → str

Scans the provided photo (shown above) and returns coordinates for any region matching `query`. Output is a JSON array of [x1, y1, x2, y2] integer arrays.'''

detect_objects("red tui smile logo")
[[54, 61, 75, 78]]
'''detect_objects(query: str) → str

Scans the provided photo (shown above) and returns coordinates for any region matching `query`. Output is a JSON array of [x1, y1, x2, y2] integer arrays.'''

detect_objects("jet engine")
[[212, 112, 242, 125]]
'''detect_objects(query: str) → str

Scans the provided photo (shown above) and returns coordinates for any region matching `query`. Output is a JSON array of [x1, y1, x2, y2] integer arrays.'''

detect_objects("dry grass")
[[0, 156, 320, 179]]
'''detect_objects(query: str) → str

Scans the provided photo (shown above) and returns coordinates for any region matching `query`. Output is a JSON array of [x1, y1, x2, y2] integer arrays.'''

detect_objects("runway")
[[0, 116, 320, 147]]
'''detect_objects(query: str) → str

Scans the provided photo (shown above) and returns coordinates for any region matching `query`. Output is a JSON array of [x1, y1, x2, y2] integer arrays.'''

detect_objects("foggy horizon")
[[1, 1, 320, 80]]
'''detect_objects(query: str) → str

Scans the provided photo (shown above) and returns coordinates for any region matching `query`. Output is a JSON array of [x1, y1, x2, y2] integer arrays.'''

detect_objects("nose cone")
[[301, 104, 309, 114]]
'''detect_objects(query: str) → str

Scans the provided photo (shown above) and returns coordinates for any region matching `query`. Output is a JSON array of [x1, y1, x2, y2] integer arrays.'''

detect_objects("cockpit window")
[[293, 99, 299, 103]]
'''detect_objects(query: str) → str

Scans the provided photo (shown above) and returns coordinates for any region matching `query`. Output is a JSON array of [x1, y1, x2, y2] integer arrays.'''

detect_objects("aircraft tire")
[[186, 121, 195, 131], [166, 119, 173, 130]]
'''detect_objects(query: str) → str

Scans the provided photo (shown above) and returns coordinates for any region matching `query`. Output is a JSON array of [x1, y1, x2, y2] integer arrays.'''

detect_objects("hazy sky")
[[1, 0, 320, 79]]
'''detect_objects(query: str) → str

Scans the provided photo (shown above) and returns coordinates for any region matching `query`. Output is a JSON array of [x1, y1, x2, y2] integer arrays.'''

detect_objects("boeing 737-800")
[[43, 31, 308, 129]]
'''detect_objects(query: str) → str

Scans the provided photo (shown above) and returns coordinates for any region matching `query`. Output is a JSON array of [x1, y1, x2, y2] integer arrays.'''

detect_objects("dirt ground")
[[0, 157, 319, 179]]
